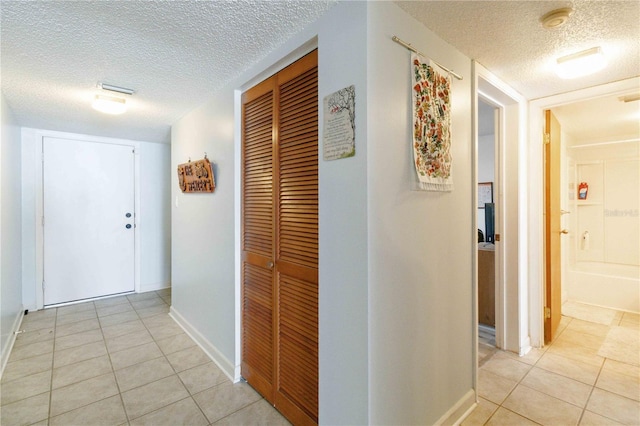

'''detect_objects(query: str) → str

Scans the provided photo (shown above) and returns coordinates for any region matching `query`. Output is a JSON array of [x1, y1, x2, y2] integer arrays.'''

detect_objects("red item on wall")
[[578, 182, 589, 200]]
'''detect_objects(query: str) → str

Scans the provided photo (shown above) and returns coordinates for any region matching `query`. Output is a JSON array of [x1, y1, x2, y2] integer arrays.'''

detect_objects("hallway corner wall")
[[170, 2, 371, 424], [367, 3, 475, 424], [1, 93, 24, 374]]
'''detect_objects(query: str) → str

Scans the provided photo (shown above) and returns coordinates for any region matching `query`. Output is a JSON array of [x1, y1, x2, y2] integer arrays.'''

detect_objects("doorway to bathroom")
[[529, 77, 640, 347], [547, 90, 640, 339]]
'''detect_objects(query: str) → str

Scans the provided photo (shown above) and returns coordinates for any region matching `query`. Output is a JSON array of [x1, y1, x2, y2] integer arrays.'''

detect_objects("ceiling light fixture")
[[540, 7, 573, 29], [92, 94, 127, 115], [556, 47, 607, 79], [98, 82, 135, 95], [619, 93, 640, 103]]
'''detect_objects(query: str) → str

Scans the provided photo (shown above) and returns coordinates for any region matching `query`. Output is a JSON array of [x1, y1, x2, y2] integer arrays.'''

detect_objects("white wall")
[[478, 133, 495, 237], [367, 3, 475, 424], [564, 141, 640, 312], [317, 4, 369, 424], [139, 142, 171, 292], [170, 88, 237, 373], [21, 128, 170, 310], [1, 93, 24, 373]]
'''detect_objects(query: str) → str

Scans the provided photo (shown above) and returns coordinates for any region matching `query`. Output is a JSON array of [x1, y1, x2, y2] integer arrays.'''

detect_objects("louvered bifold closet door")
[[274, 52, 318, 426], [241, 76, 276, 401], [241, 50, 318, 426]]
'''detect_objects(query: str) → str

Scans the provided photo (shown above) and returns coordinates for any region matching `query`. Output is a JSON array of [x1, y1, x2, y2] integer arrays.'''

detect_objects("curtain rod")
[[392, 35, 463, 81]]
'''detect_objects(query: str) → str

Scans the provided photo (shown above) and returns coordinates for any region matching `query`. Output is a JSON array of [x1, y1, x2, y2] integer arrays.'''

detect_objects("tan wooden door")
[[544, 110, 562, 343], [241, 50, 318, 425]]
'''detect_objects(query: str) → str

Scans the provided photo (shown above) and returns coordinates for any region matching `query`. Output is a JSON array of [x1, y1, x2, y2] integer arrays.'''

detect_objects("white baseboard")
[[169, 306, 234, 381], [1, 307, 25, 379], [435, 389, 476, 426], [519, 336, 532, 355], [139, 281, 171, 293]]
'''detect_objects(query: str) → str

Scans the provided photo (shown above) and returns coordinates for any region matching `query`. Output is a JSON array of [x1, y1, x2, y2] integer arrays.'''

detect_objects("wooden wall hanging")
[[177, 157, 215, 193]]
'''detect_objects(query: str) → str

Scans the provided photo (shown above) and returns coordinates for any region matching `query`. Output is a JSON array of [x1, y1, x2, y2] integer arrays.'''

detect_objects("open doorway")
[[545, 91, 640, 342], [529, 77, 640, 347], [477, 98, 497, 349]]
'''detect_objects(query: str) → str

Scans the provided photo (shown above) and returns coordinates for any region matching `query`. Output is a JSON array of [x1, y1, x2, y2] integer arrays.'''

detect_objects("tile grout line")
[[46, 305, 58, 423], [479, 311, 638, 426], [102, 297, 136, 426], [135, 290, 214, 424], [100, 290, 208, 424], [44, 292, 172, 423], [484, 319, 569, 425]]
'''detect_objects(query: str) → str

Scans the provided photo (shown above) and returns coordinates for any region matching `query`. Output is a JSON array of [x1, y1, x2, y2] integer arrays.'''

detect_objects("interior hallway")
[[467, 302, 640, 425], [0, 290, 289, 425]]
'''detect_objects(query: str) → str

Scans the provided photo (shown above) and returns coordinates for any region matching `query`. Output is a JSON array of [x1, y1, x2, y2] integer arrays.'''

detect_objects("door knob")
[[126, 213, 132, 218], [266, 261, 274, 269], [126, 224, 132, 229], [560, 229, 569, 234]]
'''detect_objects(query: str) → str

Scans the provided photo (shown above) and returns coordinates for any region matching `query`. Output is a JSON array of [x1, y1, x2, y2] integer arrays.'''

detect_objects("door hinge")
[[543, 133, 550, 145], [42, 280, 45, 291], [544, 307, 551, 319], [42, 216, 45, 226]]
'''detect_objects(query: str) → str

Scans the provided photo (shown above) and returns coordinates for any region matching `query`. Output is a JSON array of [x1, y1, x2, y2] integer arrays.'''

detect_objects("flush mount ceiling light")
[[92, 94, 127, 115], [619, 93, 640, 103], [556, 47, 607, 79], [98, 82, 135, 95], [540, 7, 573, 29]]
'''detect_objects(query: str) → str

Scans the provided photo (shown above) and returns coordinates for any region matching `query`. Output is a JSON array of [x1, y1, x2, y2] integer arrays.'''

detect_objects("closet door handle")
[[560, 229, 569, 234], [266, 261, 274, 269]]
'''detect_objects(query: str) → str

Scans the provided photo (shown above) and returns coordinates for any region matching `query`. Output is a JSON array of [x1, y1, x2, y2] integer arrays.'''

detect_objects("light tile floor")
[[466, 302, 640, 426], [0, 290, 290, 426]]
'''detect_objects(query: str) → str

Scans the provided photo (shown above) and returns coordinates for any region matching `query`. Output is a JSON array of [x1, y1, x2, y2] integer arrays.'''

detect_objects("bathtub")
[[566, 262, 640, 313]]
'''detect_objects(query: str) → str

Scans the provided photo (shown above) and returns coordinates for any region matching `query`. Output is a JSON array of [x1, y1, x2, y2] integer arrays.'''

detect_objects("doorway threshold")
[[43, 291, 135, 309]]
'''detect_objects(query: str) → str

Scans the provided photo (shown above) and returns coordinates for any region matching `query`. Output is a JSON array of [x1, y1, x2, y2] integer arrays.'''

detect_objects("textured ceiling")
[[0, 1, 336, 143], [1, 1, 639, 144], [397, 0, 640, 144], [396, 0, 640, 100], [552, 93, 640, 143]]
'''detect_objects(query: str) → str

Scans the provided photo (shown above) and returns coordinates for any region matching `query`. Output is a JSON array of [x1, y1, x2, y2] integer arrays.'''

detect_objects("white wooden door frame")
[[33, 129, 141, 310], [527, 77, 640, 347], [472, 61, 529, 397], [476, 93, 505, 348]]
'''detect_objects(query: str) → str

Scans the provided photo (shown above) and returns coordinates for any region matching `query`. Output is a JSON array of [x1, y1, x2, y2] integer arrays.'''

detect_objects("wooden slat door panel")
[[242, 78, 276, 400], [274, 56, 318, 425], [242, 50, 318, 425]]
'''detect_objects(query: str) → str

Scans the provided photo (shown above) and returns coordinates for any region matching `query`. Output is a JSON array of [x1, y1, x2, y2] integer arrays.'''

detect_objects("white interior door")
[[43, 137, 135, 305]]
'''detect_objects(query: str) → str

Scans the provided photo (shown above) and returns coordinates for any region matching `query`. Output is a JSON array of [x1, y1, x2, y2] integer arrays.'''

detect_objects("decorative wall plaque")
[[177, 157, 215, 193], [323, 85, 355, 161]]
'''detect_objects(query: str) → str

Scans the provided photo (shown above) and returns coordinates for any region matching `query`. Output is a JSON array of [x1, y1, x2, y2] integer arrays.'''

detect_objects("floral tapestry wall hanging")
[[412, 53, 453, 192]]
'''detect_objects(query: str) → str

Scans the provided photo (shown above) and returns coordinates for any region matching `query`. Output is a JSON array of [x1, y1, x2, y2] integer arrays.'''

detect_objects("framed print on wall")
[[478, 182, 493, 208]]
